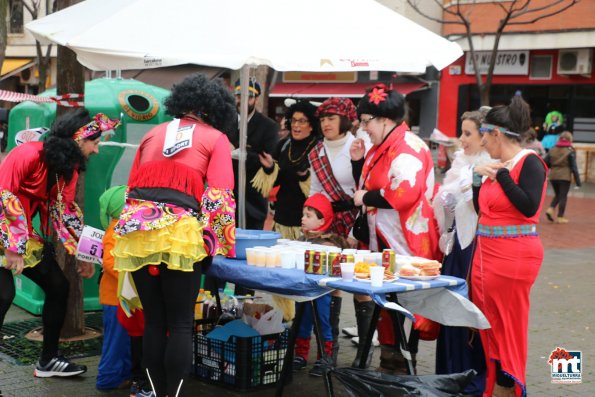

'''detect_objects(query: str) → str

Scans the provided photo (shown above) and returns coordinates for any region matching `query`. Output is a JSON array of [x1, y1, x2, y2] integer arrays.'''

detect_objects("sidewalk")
[[1, 183, 594, 396]]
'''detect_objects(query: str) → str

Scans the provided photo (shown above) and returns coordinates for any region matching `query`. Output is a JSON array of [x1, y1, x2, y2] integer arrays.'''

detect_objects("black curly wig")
[[284, 100, 321, 137], [164, 73, 237, 136], [43, 108, 92, 183], [357, 85, 407, 122]]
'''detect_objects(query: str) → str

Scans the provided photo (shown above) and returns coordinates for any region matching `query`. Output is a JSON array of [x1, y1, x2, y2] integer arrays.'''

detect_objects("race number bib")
[[76, 226, 105, 264], [163, 118, 195, 157]]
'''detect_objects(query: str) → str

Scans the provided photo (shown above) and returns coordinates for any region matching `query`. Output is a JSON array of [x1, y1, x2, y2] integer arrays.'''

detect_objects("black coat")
[[228, 111, 279, 225]]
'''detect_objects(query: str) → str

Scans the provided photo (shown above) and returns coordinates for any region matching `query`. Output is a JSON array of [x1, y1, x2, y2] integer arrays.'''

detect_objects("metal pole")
[[237, 65, 252, 229]]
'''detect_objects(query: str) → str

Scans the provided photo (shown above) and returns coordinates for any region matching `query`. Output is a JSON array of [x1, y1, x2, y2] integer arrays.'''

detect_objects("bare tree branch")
[[407, 0, 579, 105], [513, 0, 577, 16], [495, 1, 510, 14], [508, 0, 579, 25], [406, 0, 463, 25]]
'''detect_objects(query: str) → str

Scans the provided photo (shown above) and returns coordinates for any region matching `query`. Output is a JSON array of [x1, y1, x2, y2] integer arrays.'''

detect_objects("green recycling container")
[[6, 78, 172, 314]]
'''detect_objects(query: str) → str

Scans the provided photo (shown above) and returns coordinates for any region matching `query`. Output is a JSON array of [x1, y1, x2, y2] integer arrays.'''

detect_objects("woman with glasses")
[[252, 100, 320, 239], [433, 109, 492, 395], [471, 95, 547, 397], [350, 84, 440, 375], [306, 97, 375, 371]]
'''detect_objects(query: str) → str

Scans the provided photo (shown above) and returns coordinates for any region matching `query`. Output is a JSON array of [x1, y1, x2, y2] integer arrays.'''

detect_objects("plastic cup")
[[280, 251, 294, 269], [294, 250, 305, 271], [245, 248, 256, 265], [265, 249, 280, 268], [340, 262, 355, 282], [369, 265, 384, 287], [342, 248, 357, 255], [253, 248, 267, 267]]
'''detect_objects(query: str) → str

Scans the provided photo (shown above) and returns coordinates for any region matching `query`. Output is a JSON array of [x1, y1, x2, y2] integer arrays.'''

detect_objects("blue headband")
[[479, 123, 520, 137]]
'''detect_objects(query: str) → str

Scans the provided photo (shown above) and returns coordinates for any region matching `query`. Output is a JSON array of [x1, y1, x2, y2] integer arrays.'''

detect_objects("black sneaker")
[[308, 360, 324, 377], [292, 356, 307, 371], [34, 355, 87, 378]]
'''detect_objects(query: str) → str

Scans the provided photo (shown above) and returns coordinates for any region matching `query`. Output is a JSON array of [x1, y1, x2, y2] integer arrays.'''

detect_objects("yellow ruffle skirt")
[[112, 216, 207, 272]]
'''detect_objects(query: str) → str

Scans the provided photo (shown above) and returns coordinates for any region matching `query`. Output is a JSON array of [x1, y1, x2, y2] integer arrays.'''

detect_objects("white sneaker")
[[351, 331, 379, 347], [341, 326, 358, 337]]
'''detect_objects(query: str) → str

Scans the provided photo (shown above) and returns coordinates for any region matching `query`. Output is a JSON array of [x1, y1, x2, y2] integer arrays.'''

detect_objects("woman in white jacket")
[[308, 97, 374, 370], [433, 109, 492, 396]]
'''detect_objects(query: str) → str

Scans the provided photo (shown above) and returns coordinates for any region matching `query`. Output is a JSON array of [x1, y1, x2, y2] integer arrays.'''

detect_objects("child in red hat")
[[294, 193, 348, 376]]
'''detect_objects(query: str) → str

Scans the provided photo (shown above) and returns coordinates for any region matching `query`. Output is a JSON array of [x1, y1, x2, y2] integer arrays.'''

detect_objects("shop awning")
[[270, 81, 428, 98], [0, 58, 36, 81]]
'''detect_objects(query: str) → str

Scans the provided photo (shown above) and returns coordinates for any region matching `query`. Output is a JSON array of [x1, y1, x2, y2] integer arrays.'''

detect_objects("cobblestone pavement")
[[1, 184, 594, 397]]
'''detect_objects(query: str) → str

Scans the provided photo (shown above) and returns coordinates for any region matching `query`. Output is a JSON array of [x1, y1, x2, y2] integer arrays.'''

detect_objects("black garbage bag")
[[329, 367, 477, 397]]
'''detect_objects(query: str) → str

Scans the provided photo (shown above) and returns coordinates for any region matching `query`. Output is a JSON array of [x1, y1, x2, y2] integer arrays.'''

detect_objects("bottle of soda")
[[195, 288, 206, 320], [194, 288, 206, 331]]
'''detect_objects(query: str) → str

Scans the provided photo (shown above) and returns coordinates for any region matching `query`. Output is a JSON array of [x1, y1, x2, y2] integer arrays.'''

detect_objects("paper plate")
[[399, 275, 440, 281]]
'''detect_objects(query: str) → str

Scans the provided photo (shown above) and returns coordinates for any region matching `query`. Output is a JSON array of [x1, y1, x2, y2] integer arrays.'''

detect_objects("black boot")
[[329, 296, 342, 366], [378, 345, 417, 375], [351, 300, 375, 368]]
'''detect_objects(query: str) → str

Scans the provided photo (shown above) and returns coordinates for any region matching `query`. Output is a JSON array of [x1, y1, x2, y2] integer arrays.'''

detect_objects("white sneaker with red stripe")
[[34, 355, 87, 377]]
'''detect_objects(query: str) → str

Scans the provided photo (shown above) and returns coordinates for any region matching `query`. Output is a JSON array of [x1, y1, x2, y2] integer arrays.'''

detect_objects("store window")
[[530, 55, 552, 80], [9, 0, 24, 34]]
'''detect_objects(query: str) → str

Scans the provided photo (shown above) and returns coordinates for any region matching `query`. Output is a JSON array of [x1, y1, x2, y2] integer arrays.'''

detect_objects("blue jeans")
[[97, 305, 132, 389], [297, 294, 332, 342]]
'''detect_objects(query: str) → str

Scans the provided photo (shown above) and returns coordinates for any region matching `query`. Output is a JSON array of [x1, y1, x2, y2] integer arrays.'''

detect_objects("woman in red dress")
[[471, 95, 547, 397]]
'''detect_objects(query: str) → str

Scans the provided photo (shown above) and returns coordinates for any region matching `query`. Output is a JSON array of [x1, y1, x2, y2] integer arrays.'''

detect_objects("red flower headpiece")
[[368, 84, 389, 105], [315, 97, 357, 122], [72, 113, 121, 141]]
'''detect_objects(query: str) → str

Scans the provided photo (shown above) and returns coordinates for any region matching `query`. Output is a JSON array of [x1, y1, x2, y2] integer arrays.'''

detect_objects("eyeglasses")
[[360, 116, 376, 127], [479, 123, 520, 137], [291, 118, 309, 126]]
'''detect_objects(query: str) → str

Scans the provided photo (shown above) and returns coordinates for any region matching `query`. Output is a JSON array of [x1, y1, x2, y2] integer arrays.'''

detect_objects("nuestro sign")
[[283, 71, 357, 83], [465, 51, 529, 75]]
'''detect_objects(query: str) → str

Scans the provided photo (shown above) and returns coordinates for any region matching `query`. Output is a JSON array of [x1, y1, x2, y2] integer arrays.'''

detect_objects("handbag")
[[352, 208, 369, 245]]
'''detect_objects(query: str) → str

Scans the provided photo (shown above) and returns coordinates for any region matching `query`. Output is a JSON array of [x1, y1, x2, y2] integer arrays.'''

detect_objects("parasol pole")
[[237, 64, 253, 229]]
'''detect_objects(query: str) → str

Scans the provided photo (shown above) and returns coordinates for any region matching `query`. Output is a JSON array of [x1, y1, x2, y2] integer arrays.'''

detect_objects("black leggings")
[[0, 248, 69, 362], [550, 180, 571, 217], [132, 259, 206, 397]]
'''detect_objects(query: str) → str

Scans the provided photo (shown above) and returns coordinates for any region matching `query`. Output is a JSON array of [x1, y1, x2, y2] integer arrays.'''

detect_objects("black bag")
[[352, 210, 369, 245]]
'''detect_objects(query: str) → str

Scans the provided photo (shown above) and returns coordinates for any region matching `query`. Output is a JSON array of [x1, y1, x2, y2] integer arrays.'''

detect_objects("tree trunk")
[[0, 0, 8, 70], [255, 65, 270, 116], [480, 83, 490, 107], [55, 0, 86, 337]]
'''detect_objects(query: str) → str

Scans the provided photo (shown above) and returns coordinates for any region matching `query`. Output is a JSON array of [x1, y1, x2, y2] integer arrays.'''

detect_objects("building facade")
[[438, 0, 595, 142]]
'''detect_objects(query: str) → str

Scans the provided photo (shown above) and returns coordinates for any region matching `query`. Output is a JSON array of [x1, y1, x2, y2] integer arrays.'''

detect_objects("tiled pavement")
[[1, 184, 594, 396]]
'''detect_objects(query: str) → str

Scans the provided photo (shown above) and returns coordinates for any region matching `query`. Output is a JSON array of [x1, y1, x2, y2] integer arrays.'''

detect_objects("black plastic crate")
[[193, 325, 288, 391]]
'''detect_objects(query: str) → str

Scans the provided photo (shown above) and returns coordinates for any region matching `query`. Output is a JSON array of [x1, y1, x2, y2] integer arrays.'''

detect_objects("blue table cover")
[[209, 256, 331, 301], [210, 256, 489, 329]]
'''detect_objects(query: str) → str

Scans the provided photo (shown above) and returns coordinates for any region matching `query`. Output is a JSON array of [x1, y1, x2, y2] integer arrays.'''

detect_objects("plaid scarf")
[[309, 141, 357, 237]]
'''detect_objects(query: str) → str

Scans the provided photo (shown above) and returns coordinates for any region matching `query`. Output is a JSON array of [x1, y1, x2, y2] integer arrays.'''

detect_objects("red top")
[[127, 117, 234, 201], [361, 122, 440, 259], [478, 153, 547, 227], [0, 141, 78, 235]]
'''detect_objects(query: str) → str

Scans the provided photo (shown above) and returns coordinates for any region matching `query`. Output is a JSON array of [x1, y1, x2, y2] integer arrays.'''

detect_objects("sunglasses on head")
[[479, 123, 520, 137]]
